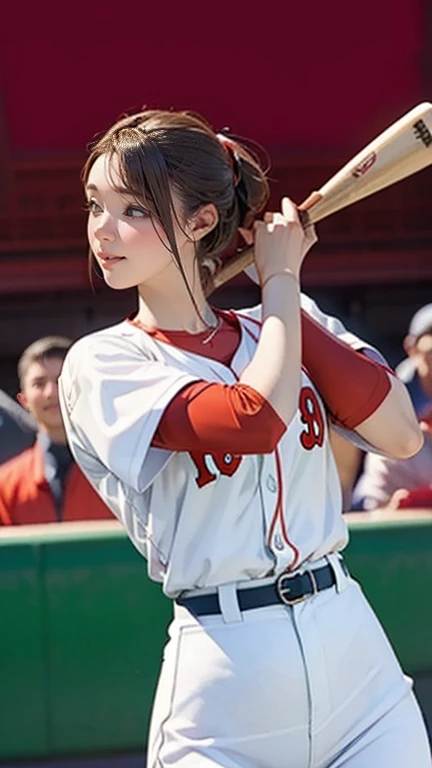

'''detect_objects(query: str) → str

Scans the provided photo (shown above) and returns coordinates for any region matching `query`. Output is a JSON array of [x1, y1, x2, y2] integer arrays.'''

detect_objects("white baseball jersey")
[[58, 294, 375, 597]]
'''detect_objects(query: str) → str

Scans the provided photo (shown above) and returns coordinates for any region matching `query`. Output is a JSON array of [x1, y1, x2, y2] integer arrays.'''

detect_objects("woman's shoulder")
[[60, 321, 158, 400], [65, 320, 154, 365]]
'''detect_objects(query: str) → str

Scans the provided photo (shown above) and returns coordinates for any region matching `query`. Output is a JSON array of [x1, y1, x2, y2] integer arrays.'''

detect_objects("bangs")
[[107, 127, 174, 222]]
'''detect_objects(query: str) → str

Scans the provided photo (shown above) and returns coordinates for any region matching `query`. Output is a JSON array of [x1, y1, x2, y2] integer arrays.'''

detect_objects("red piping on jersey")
[[236, 312, 261, 328], [236, 312, 261, 339], [266, 446, 300, 570], [236, 314, 261, 347]]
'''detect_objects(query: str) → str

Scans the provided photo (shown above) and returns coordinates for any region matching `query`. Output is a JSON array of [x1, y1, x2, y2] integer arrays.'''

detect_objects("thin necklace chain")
[[133, 307, 221, 344], [201, 313, 221, 344]]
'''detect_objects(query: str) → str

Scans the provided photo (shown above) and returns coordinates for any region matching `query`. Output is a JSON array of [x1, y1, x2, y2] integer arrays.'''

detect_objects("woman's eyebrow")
[[85, 183, 135, 197]]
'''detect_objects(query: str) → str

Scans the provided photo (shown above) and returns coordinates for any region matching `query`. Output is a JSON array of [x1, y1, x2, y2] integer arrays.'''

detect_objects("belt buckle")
[[276, 569, 318, 606]]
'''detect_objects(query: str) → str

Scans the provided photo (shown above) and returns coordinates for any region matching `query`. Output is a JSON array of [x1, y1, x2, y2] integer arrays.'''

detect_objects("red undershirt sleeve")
[[301, 310, 391, 430], [152, 381, 286, 454]]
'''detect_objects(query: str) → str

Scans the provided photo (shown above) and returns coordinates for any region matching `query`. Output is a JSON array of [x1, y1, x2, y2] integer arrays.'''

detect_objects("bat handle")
[[297, 190, 323, 226], [206, 244, 255, 296]]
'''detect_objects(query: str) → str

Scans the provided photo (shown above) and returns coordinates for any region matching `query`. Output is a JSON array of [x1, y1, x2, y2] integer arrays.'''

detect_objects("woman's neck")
[[135, 280, 217, 333]]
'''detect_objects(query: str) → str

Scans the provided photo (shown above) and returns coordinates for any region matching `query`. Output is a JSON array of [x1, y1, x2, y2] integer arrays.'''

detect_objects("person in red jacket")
[[0, 336, 112, 525]]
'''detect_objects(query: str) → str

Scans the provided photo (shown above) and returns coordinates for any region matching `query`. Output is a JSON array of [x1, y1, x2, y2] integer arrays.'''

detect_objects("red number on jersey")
[[189, 451, 243, 488], [299, 386, 325, 450]]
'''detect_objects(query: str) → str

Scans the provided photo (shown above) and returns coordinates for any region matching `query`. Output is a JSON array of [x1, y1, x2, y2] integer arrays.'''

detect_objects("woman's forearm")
[[355, 375, 423, 459], [239, 272, 301, 426]]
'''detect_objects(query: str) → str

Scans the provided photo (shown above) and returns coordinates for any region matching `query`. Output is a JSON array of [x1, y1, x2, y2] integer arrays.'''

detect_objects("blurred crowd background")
[[1, 0, 432, 518]]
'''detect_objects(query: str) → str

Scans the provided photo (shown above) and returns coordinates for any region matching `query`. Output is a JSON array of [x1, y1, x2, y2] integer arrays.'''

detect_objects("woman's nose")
[[94, 212, 116, 242]]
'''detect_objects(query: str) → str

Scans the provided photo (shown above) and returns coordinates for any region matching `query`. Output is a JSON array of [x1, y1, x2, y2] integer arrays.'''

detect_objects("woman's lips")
[[98, 253, 125, 268]]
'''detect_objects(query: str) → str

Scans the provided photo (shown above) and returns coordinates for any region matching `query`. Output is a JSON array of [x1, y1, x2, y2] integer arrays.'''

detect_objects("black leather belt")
[[176, 561, 347, 616]]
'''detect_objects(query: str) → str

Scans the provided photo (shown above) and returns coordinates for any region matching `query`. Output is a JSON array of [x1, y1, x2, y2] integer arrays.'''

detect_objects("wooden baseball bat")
[[207, 101, 432, 295]]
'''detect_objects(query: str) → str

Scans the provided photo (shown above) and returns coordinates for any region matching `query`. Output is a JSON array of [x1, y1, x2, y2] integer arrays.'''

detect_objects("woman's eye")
[[85, 199, 102, 214], [125, 206, 147, 218]]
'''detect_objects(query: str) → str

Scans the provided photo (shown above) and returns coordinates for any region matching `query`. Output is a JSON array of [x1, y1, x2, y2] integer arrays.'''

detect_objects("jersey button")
[[266, 474, 277, 492]]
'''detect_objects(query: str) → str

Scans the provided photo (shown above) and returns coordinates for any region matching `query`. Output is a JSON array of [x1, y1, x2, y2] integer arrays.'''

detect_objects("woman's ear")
[[188, 203, 219, 242]]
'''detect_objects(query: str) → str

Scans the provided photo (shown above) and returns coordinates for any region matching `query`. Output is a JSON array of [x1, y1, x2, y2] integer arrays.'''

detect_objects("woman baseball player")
[[59, 110, 431, 767]]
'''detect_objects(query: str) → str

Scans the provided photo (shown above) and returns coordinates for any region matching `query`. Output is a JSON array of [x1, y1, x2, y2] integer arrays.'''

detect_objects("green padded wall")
[[0, 518, 431, 762], [42, 536, 171, 754], [345, 518, 432, 673], [0, 542, 47, 759]]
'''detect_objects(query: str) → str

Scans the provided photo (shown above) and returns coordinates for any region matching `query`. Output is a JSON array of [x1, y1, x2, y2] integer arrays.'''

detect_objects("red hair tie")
[[217, 133, 241, 187]]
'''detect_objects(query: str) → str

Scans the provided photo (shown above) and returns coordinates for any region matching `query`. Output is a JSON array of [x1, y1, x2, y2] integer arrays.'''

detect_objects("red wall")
[[0, 0, 424, 153]]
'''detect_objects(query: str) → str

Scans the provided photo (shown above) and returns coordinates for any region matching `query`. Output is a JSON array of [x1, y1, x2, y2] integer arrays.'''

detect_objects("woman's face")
[[85, 153, 191, 291]]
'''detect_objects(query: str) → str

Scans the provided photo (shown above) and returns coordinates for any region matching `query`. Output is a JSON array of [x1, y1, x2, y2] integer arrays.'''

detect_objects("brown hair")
[[82, 109, 270, 294], [18, 336, 72, 388]]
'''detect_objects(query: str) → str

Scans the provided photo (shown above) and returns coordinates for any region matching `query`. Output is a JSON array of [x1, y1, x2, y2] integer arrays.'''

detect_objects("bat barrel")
[[208, 101, 432, 295]]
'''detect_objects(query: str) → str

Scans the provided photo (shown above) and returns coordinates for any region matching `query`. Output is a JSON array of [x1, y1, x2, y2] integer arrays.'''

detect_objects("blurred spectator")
[[395, 303, 432, 418], [387, 485, 432, 510], [0, 388, 36, 464], [352, 419, 432, 510], [0, 336, 112, 525], [351, 304, 432, 511]]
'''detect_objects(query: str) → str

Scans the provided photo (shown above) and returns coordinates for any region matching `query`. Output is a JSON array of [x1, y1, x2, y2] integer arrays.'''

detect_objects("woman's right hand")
[[253, 197, 317, 285]]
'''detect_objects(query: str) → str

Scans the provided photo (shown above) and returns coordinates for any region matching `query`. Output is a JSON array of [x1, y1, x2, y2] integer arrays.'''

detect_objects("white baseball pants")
[[148, 558, 431, 767]]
